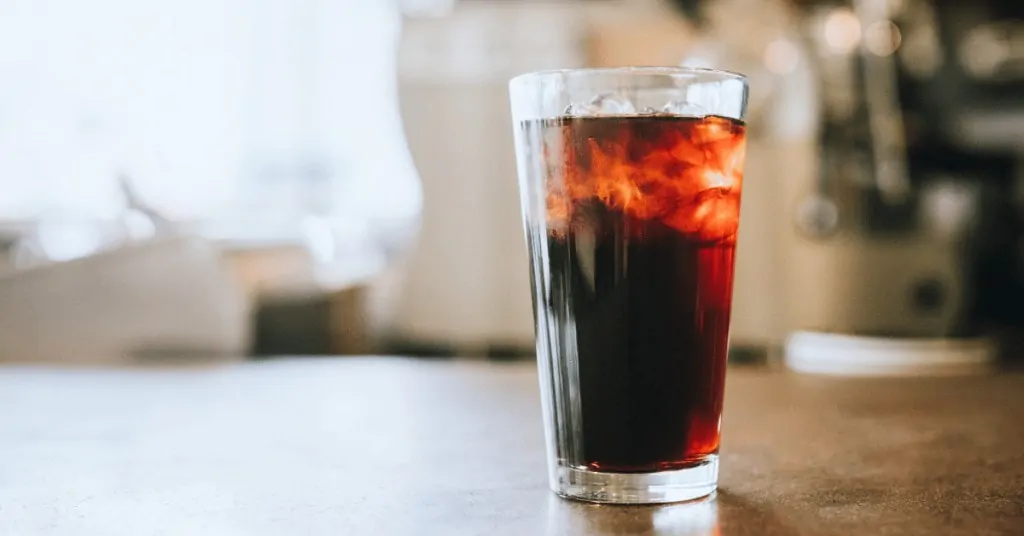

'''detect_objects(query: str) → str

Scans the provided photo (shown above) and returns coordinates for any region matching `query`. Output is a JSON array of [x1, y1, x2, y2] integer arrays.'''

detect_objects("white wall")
[[0, 0, 251, 220], [0, 0, 419, 236]]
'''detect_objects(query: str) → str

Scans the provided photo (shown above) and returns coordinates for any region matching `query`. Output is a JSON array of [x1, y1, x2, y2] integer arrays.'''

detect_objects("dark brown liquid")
[[544, 218, 733, 472], [524, 115, 744, 472]]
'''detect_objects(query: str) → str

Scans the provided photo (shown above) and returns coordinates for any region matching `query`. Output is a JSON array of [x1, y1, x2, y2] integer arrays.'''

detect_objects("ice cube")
[[694, 115, 739, 141], [661, 188, 740, 243], [591, 93, 636, 114], [661, 100, 708, 118], [566, 93, 636, 116]]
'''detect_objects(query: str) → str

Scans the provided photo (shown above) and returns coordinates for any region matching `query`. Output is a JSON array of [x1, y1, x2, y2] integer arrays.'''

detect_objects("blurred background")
[[0, 0, 1021, 368]]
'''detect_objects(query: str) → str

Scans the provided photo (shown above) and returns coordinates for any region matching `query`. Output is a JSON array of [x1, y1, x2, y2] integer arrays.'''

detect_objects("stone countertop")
[[1, 358, 1023, 535]]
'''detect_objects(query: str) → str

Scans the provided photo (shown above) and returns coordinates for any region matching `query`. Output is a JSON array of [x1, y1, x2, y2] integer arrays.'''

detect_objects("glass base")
[[552, 455, 718, 504]]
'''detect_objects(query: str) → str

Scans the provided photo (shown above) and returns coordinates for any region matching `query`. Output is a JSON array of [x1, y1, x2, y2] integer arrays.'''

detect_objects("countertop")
[[1, 358, 1023, 535]]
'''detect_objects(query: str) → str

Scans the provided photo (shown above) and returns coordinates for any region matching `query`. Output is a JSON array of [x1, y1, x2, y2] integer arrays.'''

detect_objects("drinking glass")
[[509, 67, 749, 504]]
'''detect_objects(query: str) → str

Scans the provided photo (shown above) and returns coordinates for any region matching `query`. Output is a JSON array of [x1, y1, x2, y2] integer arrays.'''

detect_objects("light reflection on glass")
[[545, 494, 720, 536]]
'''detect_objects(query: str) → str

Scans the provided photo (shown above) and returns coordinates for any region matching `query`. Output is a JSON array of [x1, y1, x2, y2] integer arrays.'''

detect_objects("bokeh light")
[[823, 8, 862, 55], [865, 20, 902, 57]]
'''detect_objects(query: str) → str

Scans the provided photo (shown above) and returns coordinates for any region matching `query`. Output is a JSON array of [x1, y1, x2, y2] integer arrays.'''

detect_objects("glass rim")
[[509, 66, 748, 88]]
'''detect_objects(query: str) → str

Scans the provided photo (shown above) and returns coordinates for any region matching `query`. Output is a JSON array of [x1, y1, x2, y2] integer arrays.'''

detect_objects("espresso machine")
[[781, 0, 1024, 373]]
